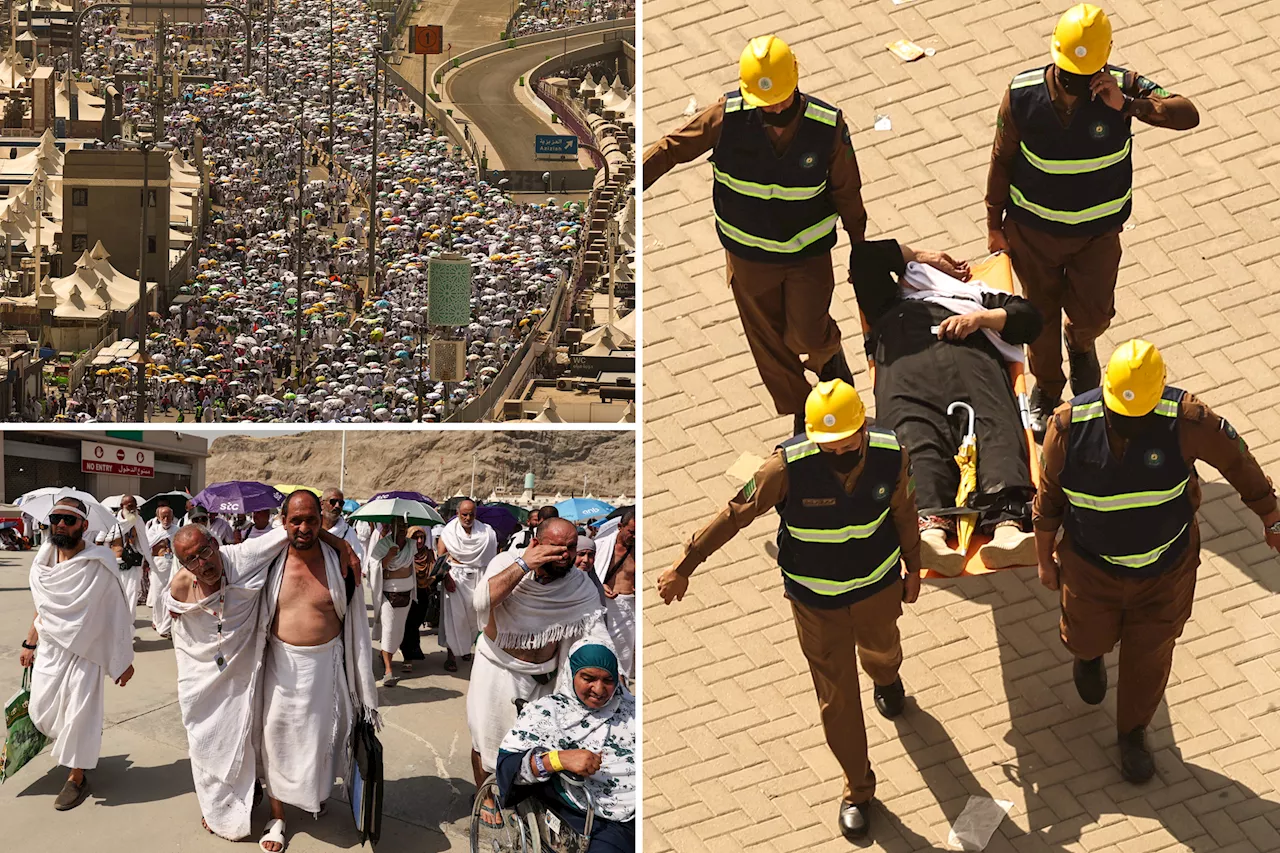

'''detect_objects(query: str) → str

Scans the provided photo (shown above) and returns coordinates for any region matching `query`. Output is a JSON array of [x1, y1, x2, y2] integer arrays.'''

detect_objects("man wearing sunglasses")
[[21, 497, 136, 811], [321, 487, 363, 560], [167, 496, 363, 844]]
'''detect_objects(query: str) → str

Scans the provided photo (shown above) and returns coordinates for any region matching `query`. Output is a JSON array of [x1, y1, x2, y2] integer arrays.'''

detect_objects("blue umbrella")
[[343, 498, 361, 513], [553, 497, 615, 523]]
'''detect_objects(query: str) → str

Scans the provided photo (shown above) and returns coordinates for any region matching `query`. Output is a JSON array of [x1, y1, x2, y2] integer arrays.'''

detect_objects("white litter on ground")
[[947, 796, 1014, 850]]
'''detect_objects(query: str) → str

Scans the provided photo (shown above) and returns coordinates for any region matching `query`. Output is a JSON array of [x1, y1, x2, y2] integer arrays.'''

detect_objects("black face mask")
[[1109, 411, 1158, 440], [1056, 67, 1094, 98], [760, 93, 803, 127]]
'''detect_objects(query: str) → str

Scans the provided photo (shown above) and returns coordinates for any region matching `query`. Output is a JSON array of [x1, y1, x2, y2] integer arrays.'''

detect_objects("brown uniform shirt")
[[642, 95, 868, 244], [675, 444, 922, 578], [1033, 393, 1278, 544], [986, 69, 1200, 231]]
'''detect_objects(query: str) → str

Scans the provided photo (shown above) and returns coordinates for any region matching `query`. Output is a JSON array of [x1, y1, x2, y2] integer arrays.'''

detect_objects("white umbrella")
[[101, 494, 145, 512], [20, 487, 118, 533]]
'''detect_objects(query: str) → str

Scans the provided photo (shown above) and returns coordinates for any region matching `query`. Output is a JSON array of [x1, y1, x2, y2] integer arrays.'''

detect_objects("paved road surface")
[[0, 550, 478, 852], [446, 31, 627, 171], [643, 0, 1280, 851]]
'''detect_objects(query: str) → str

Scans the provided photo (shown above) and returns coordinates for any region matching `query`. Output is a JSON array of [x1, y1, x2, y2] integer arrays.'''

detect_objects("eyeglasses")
[[180, 541, 218, 570], [327, 498, 342, 505], [48, 513, 80, 527]]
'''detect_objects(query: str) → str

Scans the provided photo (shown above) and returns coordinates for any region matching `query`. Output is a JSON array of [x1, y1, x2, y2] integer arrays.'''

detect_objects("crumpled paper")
[[947, 796, 1014, 851]]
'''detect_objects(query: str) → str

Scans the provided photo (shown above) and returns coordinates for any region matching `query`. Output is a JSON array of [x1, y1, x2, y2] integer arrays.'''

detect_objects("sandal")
[[259, 818, 287, 852], [479, 800, 504, 828]]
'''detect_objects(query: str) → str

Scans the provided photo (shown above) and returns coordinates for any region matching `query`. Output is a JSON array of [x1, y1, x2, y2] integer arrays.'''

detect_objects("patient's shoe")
[[920, 528, 965, 577], [979, 524, 1037, 569]]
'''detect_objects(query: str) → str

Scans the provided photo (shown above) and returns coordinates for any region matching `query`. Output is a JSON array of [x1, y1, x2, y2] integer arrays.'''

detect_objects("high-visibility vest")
[[1059, 386, 1194, 575], [709, 91, 841, 263], [775, 429, 903, 606], [1006, 65, 1133, 236]]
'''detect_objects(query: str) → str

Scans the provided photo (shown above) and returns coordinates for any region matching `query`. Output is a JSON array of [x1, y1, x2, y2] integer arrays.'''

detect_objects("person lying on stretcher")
[[848, 239, 1042, 576]]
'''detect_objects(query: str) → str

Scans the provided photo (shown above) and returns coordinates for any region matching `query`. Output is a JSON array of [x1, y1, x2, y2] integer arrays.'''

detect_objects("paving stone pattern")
[[641, 0, 1280, 850]]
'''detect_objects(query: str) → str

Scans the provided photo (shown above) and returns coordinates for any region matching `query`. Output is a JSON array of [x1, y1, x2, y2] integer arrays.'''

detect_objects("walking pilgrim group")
[[17, 488, 637, 852], [51, 0, 583, 425]]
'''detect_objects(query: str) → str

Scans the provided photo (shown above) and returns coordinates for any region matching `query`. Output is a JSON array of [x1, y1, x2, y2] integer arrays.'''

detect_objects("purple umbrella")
[[477, 504, 519, 543], [371, 489, 438, 507], [193, 481, 287, 514]]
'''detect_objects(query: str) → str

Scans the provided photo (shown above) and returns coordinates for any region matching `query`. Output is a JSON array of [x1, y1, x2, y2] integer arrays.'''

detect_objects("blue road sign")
[[535, 134, 579, 156]]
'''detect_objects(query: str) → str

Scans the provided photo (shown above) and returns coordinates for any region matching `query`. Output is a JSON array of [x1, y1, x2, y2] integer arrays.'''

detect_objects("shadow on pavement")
[[18, 754, 194, 807], [1199, 480, 1280, 592], [377, 684, 464, 708]]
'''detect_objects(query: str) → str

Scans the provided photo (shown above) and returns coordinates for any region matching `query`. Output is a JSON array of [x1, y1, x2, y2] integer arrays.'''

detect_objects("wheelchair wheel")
[[469, 777, 534, 853]]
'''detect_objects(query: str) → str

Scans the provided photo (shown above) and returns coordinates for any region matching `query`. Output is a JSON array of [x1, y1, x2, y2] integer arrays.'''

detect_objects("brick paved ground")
[[641, 0, 1280, 850]]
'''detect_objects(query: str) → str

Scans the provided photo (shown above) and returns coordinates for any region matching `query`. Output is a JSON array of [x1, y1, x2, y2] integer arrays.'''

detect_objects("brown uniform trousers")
[[790, 580, 903, 805], [1058, 530, 1199, 735], [1005, 219, 1122, 402], [728, 251, 843, 417]]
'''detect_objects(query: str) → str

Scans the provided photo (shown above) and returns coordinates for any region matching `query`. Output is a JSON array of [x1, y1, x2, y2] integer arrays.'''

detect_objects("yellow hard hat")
[[1103, 339, 1165, 416], [1052, 4, 1112, 75], [739, 35, 798, 108], [805, 379, 866, 443]]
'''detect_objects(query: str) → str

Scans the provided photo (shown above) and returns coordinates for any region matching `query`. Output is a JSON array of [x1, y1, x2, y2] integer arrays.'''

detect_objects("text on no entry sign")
[[81, 441, 155, 478], [535, 135, 579, 156]]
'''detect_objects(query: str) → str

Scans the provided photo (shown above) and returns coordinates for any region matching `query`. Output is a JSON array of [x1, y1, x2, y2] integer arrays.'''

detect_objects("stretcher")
[[859, 251, 1040, 579]]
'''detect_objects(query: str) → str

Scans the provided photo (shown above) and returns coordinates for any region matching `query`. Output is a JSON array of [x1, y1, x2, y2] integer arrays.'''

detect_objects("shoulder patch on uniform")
[[1220, 418, 1238, 440], [742, 477, 757, 501], [841, 123, 851, 145]]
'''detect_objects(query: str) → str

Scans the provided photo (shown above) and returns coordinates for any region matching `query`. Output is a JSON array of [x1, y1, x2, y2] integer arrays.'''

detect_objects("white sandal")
[[259, 818, 286, 852]]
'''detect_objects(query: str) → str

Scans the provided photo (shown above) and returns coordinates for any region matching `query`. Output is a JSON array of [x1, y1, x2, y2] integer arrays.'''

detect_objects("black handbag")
[[350, 716, 384, 846]]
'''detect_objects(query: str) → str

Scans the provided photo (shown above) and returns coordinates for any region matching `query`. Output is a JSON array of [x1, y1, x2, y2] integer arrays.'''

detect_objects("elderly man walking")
[[437, 499, 498, 672], [20, 496, 136, 811], [145, 504, 181, 638], [102, 494, 151, 636], [169, 514, 360, 842], [468, 517, 606, 824], [322, 487, 364, 559]]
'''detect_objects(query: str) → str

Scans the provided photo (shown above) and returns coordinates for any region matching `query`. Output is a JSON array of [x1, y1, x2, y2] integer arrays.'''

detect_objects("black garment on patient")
[[849, 240, 1042, 525]]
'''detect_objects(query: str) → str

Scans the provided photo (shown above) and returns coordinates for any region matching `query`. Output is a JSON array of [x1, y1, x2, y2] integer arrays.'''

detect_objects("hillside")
[[205, 430, 635, 500]]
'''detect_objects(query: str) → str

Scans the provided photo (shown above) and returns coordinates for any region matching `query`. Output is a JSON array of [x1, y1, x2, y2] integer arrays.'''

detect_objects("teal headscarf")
[[569, 641, 618, 685]]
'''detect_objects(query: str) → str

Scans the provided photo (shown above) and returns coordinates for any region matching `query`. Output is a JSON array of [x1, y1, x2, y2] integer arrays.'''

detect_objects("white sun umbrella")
[[102, 494, 145, 512], [349, 497, 444, 526], [21, 487, 119, 533]]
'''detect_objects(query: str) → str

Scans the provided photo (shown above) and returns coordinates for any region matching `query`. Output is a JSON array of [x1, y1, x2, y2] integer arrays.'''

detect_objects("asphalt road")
[[0, 549, 478, 852], [446, 31, 628, 171]]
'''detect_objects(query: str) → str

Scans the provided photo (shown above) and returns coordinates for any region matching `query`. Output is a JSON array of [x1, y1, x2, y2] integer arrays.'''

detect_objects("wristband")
[[514, 556, 532, 574], [21, 641, 36, 650], [548, 750, 565, 772]]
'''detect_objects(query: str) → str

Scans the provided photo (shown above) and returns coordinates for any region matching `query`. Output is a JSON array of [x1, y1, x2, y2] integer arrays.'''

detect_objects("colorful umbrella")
[[349, 498, 444, 526], [948, 401, 980, 552], [553, 497, 616, 523], [193, 481, 287, 514]]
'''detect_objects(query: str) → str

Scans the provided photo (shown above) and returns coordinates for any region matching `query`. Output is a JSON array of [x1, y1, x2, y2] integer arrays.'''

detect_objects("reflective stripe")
[[1154, 399, 1179, 417], [783, 547, 901, 596], [868, 431, 899, 450], [1072, 401, 1104, 423], [711, 164, 828, 201], [1100, 523, 1188, 569], [1009, 184, 1132, 225], [715, 212, 838, 254], [786, 506, 891, 544], [784, 440, 820, 463], [804, 102, 838, 127], [1019, 138, 1131, 175], [724, 96, 748, 113], [1010, 70, 1043, 90], [1063, 477, 1189, 512]]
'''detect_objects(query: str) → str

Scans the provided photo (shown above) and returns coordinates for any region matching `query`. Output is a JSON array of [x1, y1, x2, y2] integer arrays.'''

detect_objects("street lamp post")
[[367, 8, 387, 299], [327, 0, 334, 154], [294, 119, 305, 383]]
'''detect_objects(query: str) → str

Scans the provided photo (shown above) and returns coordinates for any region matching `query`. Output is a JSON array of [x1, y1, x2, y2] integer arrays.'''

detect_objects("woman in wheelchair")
[[495, 640, 636, 852]]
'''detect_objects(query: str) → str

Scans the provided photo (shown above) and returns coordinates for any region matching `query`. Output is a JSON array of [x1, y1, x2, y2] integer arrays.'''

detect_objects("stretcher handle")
[[947, 401, 975, 440]]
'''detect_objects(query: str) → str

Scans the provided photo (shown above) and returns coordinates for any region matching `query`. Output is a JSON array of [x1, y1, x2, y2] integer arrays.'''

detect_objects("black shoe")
[[818, 349, 855, 385], [1073, 656, 1107, 705], [873, 677, 905, 719], [54, 774, 90, 811], [1028, 385, 1059, 442], [838, 799, 871, 840], [793, 412, 806, 437], [1119, 727, 1155, 784], [1068, 346, 1101, 396]]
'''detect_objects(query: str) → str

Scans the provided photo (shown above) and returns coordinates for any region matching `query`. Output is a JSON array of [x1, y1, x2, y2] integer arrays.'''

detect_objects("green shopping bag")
[[2, 667, 48, 782]]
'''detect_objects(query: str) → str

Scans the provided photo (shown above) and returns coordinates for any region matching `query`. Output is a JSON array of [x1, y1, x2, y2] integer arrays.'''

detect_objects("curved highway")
[[445, 28, 631, 171]]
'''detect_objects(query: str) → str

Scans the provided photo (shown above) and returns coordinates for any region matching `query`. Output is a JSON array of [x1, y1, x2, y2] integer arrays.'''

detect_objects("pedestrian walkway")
[[642, 1, 1280, 850]]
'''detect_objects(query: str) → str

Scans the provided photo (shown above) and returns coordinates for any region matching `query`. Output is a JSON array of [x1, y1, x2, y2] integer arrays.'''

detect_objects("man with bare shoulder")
[[256, 491, 380, 853], [167, 508, 361, 845], [595, 510, 636, 682], [467, 517, 606, 826]]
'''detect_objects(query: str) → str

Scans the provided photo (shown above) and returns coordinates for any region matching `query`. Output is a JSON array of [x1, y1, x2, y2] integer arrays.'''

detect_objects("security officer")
[[645, 37, 960, 435], [986, 5, 1199, 433], [657, 379, 922, 840], [1035, 340, 1280, 782]]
